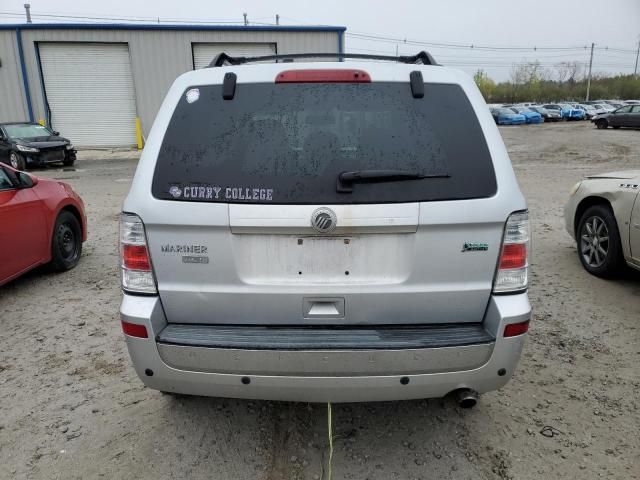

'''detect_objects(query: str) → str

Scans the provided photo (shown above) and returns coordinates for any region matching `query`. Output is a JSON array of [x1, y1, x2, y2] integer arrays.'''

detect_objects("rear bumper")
[[120, 293, 531, 402]]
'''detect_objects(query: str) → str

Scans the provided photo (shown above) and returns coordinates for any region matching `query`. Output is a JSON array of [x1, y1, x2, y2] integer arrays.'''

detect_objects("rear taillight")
[[493, 211, 529, 294], [120, 213, 157, 294]]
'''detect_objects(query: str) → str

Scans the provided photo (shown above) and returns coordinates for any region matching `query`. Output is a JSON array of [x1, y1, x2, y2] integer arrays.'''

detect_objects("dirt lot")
[[1, 121, 639, 480]]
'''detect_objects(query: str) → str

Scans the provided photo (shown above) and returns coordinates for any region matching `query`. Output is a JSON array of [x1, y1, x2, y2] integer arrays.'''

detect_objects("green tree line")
[[474, 63, 640, 104]]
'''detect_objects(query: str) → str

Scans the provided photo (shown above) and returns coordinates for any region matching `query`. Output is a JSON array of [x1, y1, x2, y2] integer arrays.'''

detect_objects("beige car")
[[565, 170, 640, 277]]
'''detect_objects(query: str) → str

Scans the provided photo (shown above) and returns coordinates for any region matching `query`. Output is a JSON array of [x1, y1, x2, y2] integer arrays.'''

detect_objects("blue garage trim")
[[15, 28, 34, 121], [0, 23, 346, 33]]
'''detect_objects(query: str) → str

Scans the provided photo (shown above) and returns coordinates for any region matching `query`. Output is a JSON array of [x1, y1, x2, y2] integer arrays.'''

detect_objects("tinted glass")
[[153, 82, 496, 204], [616, 106, 632, 113], [0, 169, 14, 190], [4, 124, 53, 139], [631, 106, 640, 113]]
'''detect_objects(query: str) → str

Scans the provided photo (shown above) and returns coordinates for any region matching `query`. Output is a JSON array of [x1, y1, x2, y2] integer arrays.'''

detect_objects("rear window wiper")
[[337, 169, 450, 193]]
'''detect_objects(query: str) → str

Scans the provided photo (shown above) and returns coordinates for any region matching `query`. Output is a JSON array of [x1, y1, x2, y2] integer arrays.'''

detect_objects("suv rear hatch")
[[145, 72, 504, 326]]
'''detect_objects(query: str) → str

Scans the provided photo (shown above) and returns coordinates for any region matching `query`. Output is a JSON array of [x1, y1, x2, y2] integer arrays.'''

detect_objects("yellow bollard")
[[135, 117, 144, 150]]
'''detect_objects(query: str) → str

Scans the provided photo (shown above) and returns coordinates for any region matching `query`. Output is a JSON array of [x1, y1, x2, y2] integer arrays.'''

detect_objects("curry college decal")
[[169, 184, 274, 202]]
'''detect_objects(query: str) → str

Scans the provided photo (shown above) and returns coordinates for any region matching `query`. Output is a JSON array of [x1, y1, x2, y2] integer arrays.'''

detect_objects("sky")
[[1, 0, 639, 81]]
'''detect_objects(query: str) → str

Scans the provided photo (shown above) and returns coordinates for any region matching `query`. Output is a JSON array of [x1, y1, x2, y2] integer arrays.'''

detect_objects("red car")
[[0, 164, 86, 286]]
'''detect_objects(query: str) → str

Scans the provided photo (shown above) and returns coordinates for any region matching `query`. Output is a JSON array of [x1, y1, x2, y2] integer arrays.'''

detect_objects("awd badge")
[[462, 242, 489, 252]]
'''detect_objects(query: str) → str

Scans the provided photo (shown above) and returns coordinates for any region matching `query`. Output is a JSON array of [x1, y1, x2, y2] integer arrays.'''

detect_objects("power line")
[[2, 8, 638, 54], [345, 29, 639, 75], [347, 32, 591, 52], [347, 32, 638, 54], [0, 10, 274, 25], [347, 46, 628, 64]]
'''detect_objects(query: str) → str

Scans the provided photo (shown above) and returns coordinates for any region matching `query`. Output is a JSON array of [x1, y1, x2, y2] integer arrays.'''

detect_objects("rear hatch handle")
[[337, 169, 450, 193]]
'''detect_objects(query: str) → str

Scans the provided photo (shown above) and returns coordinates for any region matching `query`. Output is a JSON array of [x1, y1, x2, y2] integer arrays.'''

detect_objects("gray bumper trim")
[[156, 323, 494, 350], [157, 342, 495, 376]]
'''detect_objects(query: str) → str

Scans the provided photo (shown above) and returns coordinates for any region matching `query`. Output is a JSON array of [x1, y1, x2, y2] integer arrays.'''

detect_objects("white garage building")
[[0, 23, 345, 147]]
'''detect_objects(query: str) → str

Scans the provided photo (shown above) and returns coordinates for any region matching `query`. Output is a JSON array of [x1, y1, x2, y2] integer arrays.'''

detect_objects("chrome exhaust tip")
[[454, 388, 479, 409]]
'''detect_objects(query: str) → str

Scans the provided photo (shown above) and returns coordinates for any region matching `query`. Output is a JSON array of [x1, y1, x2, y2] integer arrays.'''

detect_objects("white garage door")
[[193, 43, 276, 69], [39, 43, 137, 147]]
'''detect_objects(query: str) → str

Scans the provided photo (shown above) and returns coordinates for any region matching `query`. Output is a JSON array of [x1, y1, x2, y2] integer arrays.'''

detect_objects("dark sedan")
[[529, 106, 562, 122], [592, 105, 640, 129], [0, 122, 76, 170]]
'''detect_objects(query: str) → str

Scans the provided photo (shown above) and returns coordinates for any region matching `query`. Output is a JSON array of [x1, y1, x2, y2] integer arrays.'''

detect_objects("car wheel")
[[595, 119, 608, 129], [577, 205, 624, 278], [62, 157, 75, 166], [51, 211, 83, 271], [9, 151, 26, 170]]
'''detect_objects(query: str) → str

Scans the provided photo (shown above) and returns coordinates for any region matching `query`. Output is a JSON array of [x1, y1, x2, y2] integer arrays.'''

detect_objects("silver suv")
[[119, 52, 531, 407]]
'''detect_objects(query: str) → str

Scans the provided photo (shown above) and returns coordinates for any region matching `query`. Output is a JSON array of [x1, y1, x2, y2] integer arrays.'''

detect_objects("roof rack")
[[208, 51, 438, 68]]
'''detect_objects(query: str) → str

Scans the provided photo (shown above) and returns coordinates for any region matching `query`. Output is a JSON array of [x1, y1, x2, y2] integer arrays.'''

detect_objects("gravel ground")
[[1, 121, 639, 480]]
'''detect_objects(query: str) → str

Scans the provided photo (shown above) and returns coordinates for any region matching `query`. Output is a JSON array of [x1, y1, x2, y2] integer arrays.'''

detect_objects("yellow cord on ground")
[[327, 402, 333, 480]]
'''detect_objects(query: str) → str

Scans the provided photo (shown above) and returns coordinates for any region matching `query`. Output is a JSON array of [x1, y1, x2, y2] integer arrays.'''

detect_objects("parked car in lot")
[[529, 106, 561, 122], [592, 105, 640, 129], [589, 104, 612, 115], [601, 100, 625, 109], [559, 104, 585, 120], [0, 164, 86, 286], [542, 103, 583, 121], [0, 122, 76, 170], [572, 104, 599, 120], [565, 170, 640, 277], [592, 103, 616, 113], [542, 103, 567, 120], [508, 106, 543, 124], [119, 51, 531, 406], [490, 107, 527, 125]]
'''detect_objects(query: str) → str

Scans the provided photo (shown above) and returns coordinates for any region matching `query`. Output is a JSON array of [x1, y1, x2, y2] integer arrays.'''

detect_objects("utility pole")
[[23, 3, 32, 23], [634, 37, 639, 78], [243, 13, 248, 26], [586, 42, 594, 101], [275, 14, 280, 25]]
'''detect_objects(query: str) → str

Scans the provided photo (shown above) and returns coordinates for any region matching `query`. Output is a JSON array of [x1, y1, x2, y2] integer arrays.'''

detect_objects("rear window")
[[152, 82, 496, 204]]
